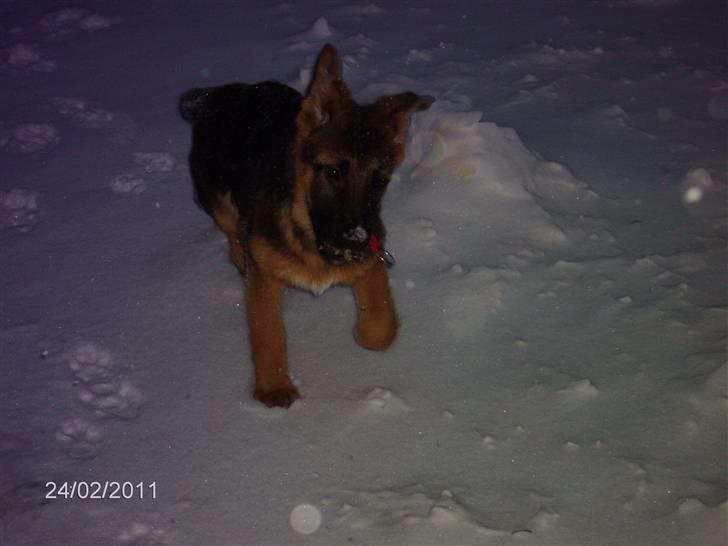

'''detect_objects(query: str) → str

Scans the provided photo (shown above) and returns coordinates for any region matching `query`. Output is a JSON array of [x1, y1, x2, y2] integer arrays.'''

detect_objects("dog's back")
[[180, 82, 302, 218]]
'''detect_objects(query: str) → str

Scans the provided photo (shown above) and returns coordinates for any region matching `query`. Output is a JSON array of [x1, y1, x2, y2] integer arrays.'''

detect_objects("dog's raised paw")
[[354, 313, 398, 351], [254, 383, 301, 408]]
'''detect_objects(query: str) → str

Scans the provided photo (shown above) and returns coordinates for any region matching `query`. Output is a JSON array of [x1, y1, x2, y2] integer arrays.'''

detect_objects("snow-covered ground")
[[1, 1, 726, 544]]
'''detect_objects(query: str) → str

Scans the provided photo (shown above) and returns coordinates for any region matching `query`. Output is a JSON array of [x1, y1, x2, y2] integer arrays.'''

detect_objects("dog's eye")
[[323, 166, 340, 182]]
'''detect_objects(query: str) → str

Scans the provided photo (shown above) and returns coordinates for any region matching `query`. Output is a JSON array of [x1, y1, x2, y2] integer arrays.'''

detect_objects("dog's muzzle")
[[318, 225, 370, 265], [318, 226, 395, 268]]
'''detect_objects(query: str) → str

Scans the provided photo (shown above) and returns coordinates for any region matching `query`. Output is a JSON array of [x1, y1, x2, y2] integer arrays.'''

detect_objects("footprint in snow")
[[65, 342, 143, 419], [133, 152, 177, 174], [109, 152, 177, 195], [51, 97, 137, 144], [117, 516, 171, 545], [0, 123, 59, 154], [1, 43, 56, 72], [38, 7, 120, 36], [110, 173, 147, 195], [0, 189, 40, 232], [55, 417, 102, 460]]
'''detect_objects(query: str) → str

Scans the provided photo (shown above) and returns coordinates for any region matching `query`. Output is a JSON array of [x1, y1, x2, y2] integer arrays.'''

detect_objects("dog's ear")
[[375, 92, 434, 160], [376, 92, 433, 140], [298, 44, 352, 135]]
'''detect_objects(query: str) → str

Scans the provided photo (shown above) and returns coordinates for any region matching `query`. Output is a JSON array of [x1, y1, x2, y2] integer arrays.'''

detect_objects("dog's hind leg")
[[212, 193, 247, 276], [352, 263, 399, 351], [245, 265, 300, 408]]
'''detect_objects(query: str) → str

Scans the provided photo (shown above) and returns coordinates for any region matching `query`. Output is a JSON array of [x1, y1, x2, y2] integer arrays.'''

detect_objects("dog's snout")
[[342, 225, 368, 244]]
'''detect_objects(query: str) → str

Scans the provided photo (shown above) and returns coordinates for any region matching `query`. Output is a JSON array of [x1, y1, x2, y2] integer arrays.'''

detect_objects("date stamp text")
[[45, 481, 157, 500]]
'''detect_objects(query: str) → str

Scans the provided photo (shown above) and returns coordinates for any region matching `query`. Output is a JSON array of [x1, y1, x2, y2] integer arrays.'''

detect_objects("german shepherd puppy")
[[179, 44, 432, 407]]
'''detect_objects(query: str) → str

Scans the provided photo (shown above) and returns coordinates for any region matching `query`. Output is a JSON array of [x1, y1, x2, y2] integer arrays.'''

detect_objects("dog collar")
[[369, 233, 395, 268]]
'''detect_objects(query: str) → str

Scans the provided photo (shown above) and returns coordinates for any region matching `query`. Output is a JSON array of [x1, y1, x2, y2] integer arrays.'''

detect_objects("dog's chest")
[[285, 271, 336, 296]]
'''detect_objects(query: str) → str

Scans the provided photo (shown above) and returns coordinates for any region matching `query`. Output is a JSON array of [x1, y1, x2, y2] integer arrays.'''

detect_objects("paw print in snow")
[[51, 97, 115, 128], [39, 7, 120, 35], [51, 97, 136, 144], [133, 152, 176, 173], [77, 379, 143, 419], [65, 342, 143, 419], [1, 43, 56, 72], [0, 189, 40, 232], [110, 173, 147, 195], [66, 343, 115, 383], [0, 123, 59, 153], [55, 417, 102, 459], [109, 152, 177, 195], [118, 518, 171, 545]]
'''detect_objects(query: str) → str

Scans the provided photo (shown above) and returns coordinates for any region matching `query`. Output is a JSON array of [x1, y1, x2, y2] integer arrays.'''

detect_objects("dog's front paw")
[[254, 380, 301, 408], [355, 311, 398, 351]]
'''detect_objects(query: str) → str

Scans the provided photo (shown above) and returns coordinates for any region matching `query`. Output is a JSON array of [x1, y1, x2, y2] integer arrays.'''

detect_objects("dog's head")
[[294, 44, 432, 266]]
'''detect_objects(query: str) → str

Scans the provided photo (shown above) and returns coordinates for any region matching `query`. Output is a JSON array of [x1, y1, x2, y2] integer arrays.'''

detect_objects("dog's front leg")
[[353, 262, 399, 351], [245, 267, 300, 407]]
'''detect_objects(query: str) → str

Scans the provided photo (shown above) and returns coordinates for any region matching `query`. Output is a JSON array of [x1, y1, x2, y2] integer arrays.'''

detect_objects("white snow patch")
[[307, 17, 332, 39], [530, 508, 559, 533], [677, 497, 707, 515], [558, 379, 600, 402], [406, 49, 432, 63], [398, 105, 598, 266], [288, 17, 333, 51], [333, 488, 506, 541], [360, 387, 412, 413], [441, 268, 508, 339], [492, 43, 599, 75]]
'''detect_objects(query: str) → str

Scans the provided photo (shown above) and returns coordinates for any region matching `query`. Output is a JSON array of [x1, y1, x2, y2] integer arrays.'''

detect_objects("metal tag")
[[379, 249, 396, 268]]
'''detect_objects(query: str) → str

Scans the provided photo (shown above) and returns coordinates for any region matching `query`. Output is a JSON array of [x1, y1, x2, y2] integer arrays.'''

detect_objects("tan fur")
[[244, 266, 298, 407], [353, 262, 399, 350], [212, 192, 246, 275]]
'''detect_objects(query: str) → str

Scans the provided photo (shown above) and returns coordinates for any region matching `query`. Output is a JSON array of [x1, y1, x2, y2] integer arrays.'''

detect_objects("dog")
[[179, 44, 432, 407]]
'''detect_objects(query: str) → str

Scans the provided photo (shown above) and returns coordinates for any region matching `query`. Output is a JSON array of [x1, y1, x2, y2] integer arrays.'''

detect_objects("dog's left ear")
[[375, 92, 434, 157], [298, 44, 352, 136]]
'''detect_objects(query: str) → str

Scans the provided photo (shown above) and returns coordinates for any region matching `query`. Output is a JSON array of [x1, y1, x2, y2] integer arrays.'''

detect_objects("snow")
[[0, 0, 726, 545]]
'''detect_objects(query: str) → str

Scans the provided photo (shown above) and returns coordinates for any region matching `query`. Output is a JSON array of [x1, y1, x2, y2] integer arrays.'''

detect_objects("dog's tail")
[[178, 88, 211, 123]]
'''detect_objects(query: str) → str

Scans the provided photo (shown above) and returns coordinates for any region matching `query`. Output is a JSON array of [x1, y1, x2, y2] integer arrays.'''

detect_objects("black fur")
[[180, 81, 302, 241]]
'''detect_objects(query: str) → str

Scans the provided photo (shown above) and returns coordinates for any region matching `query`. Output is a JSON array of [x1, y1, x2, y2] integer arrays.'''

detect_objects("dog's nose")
[[342, 225, 368, 244]]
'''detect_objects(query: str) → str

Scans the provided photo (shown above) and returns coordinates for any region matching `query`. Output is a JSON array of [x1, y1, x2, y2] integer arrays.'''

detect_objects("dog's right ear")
[[298, 44, 352, 135]]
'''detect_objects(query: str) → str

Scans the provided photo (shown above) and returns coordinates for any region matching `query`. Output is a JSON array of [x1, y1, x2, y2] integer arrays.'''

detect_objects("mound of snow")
[[389, 104, 600, 270]]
